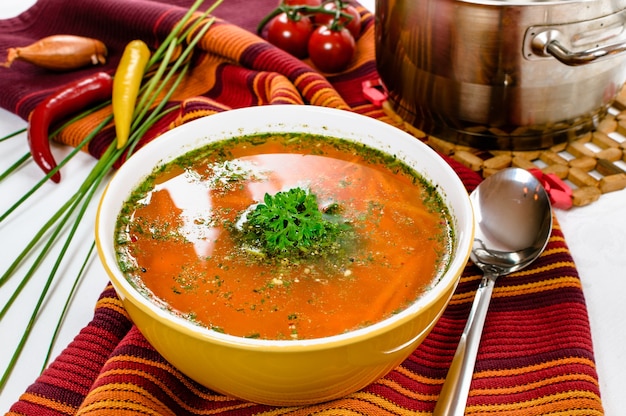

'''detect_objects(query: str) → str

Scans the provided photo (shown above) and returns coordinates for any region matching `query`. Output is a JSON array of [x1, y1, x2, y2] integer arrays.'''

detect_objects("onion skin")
[[2, 34, 108, 71]]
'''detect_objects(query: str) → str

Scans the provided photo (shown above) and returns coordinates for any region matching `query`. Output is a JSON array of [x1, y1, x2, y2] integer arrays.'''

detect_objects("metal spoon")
[[433, 167, 553, 416]]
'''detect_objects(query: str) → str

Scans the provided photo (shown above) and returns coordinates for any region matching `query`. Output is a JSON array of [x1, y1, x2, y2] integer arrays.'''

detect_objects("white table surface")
[[1, 1, 625, 414]]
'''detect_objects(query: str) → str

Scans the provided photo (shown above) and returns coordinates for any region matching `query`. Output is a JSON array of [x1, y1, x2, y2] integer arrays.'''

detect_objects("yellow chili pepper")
[[113, 39, 151, 149]]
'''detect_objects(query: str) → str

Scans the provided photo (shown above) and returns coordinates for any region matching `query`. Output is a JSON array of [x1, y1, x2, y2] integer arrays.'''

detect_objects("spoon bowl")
[[433, 167, 552, 416], [470, 168, 552, 275]]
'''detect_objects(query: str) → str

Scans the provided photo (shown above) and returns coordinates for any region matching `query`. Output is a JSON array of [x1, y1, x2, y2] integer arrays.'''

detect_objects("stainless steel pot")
[[375, 0, 626, 149]]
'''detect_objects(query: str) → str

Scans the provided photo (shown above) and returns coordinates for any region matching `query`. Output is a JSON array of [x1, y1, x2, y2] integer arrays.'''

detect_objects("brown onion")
[[2, 34, 108, 71]]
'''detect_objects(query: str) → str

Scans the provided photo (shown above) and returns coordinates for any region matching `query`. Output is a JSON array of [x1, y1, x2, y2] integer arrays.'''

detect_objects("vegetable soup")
[[115, 133, 454, 340]]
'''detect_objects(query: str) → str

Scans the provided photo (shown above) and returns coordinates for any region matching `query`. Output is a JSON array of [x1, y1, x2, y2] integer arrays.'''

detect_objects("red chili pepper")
[[27, 71, 113, 183]]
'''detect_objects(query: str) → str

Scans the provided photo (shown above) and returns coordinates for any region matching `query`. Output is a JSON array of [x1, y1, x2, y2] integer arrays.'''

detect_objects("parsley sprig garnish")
[[240, 187, 351, 260]]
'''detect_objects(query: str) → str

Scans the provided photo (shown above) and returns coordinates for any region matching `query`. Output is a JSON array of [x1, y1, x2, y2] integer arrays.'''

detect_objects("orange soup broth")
[[116, 134, 453, 340]]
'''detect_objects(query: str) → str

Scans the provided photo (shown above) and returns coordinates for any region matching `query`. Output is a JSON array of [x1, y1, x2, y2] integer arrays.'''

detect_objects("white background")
[[1, 0, 624, 414]]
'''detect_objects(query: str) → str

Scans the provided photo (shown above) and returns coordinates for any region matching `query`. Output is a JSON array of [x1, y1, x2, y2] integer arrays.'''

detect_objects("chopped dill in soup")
[[115, 133, 454, 340]]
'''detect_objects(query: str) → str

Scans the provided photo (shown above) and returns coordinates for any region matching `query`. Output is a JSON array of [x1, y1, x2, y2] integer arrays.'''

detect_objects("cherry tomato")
[[314, 2, 361, 40], [307, 25, 355, 73], [266, 12, 314, 59], [282, 0, 322, 5]]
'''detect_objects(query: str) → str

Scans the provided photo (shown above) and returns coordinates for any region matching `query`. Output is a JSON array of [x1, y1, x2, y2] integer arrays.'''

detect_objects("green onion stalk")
[[0, 128, 28, 182], [0, 101, 111, 185], [0, 0, 222, 392], [0, 128, 26, 143]]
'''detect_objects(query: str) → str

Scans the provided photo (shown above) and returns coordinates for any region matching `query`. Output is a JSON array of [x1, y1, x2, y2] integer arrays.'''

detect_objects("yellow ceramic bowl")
[[95, 105, 474, 406]]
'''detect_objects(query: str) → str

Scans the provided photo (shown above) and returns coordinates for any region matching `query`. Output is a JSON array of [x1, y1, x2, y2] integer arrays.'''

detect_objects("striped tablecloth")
[[1, 0, 603, 414]]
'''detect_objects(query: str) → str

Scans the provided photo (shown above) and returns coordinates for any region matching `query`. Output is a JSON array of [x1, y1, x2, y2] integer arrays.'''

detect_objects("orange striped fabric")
[[1, 0, 603, 415]]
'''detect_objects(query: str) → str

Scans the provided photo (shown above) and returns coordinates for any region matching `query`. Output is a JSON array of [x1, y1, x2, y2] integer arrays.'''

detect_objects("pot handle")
[[531, 29, 626, 66]]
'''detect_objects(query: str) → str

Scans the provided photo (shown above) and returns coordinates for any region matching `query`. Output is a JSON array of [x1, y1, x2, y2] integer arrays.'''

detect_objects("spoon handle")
[[432, 272, 498, 416]]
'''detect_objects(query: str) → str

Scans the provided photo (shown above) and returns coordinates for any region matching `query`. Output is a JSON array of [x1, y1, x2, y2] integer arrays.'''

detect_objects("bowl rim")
[[95, 105, 474, 351]]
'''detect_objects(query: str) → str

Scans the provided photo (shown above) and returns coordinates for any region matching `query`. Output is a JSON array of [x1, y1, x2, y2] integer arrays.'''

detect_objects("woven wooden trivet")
[[382, 89, 626, 208]]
